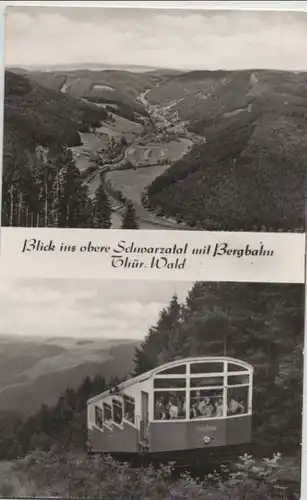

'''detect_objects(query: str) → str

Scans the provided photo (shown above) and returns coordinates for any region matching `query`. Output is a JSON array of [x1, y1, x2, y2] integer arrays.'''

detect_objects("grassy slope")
[[146, 70, 307, 231], [0, 336, 139, 413]]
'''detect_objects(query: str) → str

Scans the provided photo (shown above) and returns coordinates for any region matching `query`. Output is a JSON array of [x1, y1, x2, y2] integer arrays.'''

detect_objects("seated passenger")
[[125, 411, 134, 423], [180, 399, 186, 418], [168, 401, 179, 419], [214, 398, 223, 417], [155, 397, 166, 419], [239, 400, 246, 413], [198, 397, 214, 417], [164, 407, 170, 420], [228, 397, 244, 414], [190, 403, 198, 419]]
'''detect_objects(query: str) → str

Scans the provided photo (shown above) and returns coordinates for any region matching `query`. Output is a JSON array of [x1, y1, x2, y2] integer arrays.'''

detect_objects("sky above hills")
[[5, 6, 307, 71], [0, 279, 193, 339]]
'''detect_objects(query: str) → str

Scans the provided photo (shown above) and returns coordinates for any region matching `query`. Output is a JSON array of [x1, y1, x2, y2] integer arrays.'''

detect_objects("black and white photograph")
[[2, 5, 307, 231], [0, 277, 303, 499]]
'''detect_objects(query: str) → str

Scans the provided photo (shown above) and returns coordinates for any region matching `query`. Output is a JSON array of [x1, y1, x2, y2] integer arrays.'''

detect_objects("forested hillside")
[[2, 71, 113, 228], [0, 374, 110, 459], [4, 71, 108, 152], [146, 70, 307, 231]]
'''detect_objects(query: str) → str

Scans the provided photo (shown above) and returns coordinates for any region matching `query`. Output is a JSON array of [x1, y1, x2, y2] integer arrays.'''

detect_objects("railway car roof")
[[87, 356, 253, 405]]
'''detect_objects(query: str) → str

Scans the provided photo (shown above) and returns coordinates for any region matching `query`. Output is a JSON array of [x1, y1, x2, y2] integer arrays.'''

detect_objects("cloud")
[[4, 7, 307, 70], [0, 278, 193, 339]]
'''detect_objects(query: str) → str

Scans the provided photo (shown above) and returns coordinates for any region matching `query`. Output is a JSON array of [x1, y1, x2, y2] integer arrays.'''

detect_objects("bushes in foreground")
[[0, 451, 300, 499]]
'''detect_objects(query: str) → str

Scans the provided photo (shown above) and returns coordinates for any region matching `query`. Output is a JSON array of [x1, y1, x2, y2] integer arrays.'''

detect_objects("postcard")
[[0, 3, 306, 500]]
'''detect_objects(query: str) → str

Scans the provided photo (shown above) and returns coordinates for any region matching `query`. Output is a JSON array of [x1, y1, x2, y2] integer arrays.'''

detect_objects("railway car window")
[[154, 378, 186, 389], [228, 374, 249, 386], [113, 398, 123, 426], [227, 386, 249, 416], [190, 389, 224, 419], [228, 363, 247, 372], [123, 395, 135, 424], [190, 362, 224, 374], [158, 365, 186, 375], [154, 390, 186, 420], [94, 406, 103, 428], [103, 402, 112, 426], [190, 376, 223, 388]]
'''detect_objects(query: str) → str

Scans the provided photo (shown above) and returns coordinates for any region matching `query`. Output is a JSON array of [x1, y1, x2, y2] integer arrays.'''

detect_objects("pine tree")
[[134, 294, 185, 374], [82, 198, 95, 229], [121, 200, 139, 229], [27, 149, 57, 227], [92, 185, 112, 228], [2, 150, 42, 227], [51, 150, 89, 228]]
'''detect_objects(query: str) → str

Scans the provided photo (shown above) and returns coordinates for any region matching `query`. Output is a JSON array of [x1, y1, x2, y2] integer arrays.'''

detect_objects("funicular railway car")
[[87, 356, 253, 466]]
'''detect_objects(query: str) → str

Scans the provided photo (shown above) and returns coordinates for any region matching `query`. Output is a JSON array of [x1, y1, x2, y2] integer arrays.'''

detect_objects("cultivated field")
[[126, 139, 191, 166], [106, 164, 170, 204], [98, 114, 143, 141], [71, 114, 144, 172], [71, 132, 110, 172]]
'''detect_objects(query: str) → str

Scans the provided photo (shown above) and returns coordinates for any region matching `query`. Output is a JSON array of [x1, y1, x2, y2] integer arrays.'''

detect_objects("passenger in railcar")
[[190, 402, 198, 419], [155, 392, 188, 420], [214, 397, 224, 417], [168, 398, 179, 419], [198, 396, 214, 417], [239, 400, 246, 413], [155, 396, 167, 419], [228, 397, 244, 415], [124, 410, 134, 422]]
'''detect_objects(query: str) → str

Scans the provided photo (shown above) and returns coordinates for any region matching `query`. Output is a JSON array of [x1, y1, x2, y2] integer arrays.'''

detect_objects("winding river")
[[71, 88, 194, 229]]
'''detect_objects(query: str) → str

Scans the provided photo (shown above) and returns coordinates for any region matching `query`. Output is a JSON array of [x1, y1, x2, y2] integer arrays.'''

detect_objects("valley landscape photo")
[[0, 277, 303, 499], [2, 6, 307, 231]]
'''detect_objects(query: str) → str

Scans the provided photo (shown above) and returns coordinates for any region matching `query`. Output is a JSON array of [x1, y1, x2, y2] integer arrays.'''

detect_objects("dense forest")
[[145, 71, 307, 232], [4, 71, 108, 152], [2, 146, 114, 228], [146, 111, 307, 231], [2, 71, 141, 229]]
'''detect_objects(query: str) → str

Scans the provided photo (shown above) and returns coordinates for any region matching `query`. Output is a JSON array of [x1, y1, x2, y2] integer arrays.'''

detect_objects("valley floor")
[[71, 91, 197, 230]]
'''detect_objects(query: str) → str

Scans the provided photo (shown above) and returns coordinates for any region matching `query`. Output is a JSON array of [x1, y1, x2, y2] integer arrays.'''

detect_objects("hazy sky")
[[5, 6, 307, 70], [0, 279, 193, 339]]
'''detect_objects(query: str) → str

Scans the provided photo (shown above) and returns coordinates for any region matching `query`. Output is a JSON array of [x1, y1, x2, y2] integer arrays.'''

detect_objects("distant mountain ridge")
[[0, 335, 139, 414], [7, 62, 183, 74]]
